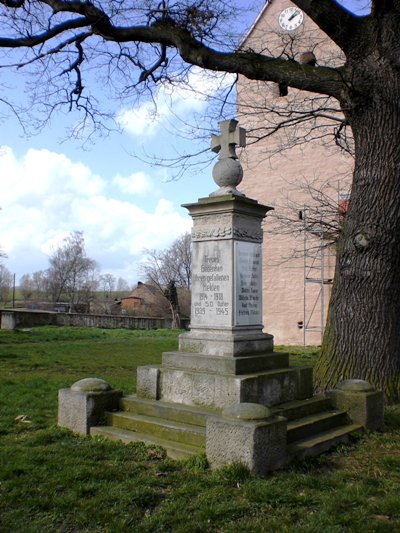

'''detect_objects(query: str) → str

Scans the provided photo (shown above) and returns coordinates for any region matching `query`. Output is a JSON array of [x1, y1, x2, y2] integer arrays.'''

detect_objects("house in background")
[[120, 282, 168, 316], [89, 298, 121, 315]]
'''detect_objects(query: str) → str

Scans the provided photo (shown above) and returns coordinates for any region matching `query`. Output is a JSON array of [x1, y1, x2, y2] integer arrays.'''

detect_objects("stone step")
[[272, 396, 333, 421], [90, 426, 204, 459], [95, 397, 361, 466], [287, 423, 363, 460], [106, 411, 206, 448], [121, 395, 213, 427], [162, 351, 290, 375], [287, 410, 350, 443]]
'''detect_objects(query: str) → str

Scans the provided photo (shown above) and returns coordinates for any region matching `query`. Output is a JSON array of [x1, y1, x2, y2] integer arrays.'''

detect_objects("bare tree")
[[0, 207, 7, 262], [268, 178, 351, 260], [0, 264, 13, 306], [78, 263, 100, 308], [100, 273, 116, 298], [163, 280, 181, 329], [141, 232, 192, 327], [47, 231, 98, 310], [32, 270, 49, 299], [116, 277, 130, 293], [19, 273, 34, 301], [1, 1, 400, 399], [18, 270, 51, 301]]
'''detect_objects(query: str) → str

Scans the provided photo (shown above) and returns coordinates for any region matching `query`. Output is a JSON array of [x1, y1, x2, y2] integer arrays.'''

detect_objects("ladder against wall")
[[301, 189, 350, 345]]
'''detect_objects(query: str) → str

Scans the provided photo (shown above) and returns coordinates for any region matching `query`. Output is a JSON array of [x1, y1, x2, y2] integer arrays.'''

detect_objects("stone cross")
[[211, 119, 246, 160]]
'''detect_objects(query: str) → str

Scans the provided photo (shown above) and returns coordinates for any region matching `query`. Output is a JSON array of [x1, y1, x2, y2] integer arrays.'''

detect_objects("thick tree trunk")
[[170, 303, 181, 329], [315, 91, 400, 402], [165, 281, 181, 329]]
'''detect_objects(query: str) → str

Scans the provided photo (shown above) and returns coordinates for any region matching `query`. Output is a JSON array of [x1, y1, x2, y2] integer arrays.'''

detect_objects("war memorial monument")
[[59, 119, 383, 476]]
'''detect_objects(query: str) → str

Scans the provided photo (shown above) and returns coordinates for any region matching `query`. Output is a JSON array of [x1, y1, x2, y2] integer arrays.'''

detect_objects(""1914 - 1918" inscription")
[[191, 242, 231, 326]]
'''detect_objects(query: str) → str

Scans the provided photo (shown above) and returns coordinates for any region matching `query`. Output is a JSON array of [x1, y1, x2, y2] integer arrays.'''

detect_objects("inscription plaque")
[[191, 241, 232, 327], [234, 241, 262, 326]]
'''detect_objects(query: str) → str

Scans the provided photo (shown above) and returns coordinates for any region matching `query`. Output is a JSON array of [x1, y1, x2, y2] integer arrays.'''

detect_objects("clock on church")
[[278, 7, 304, 31]]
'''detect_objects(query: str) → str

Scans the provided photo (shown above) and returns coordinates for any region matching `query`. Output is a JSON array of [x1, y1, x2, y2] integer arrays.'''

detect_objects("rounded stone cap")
[[212, 158, 243, 189], [336, 379, 375, 393], [222, 402, 272, 420], [71, 378, 112, 393]]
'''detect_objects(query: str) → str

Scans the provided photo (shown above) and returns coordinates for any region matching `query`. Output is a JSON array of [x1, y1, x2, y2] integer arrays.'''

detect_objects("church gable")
[[242, 0, 341, 67]]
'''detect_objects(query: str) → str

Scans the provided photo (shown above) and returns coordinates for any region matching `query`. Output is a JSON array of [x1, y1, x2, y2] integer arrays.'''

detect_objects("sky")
[[1, 67, 235, 285], [0, 0, 370, 286]]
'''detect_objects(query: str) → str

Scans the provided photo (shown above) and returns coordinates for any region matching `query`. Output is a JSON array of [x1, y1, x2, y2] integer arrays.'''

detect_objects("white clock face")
[[278, 7, 304, 31]]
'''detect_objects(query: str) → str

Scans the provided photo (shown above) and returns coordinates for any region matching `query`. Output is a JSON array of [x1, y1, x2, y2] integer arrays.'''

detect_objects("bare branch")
[[268, 177, 351, 265], [292, 0, 370, 53], [0, 0, 24, 7], [0, 2, 345, 98], [138, 43, 168, 83], [0, 16, 90, 48]]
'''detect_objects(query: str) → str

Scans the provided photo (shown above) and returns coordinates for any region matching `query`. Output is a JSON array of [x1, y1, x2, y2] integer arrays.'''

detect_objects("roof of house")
[[122, 282, 162, 301]]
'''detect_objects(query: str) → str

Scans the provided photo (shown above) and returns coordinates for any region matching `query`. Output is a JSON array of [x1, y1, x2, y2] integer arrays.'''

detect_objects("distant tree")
[[47, 231, 98, 310], [18, 270, 49, 300], [78, 264, 100, 307], [143, 233, 192, 289], [19, 273, 34, 301], [100, 273, 116, 298], [141, 233, 192, 327], [116, 277, 130, 293], [168, 233, 192, 290], [0, 207, 6, 262], [164, 280, 181, 329], [32, 270, 49, 299], [0, 264, 13, 306]]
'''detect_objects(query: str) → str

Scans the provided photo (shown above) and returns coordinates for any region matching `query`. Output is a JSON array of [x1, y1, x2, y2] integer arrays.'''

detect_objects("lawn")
[[0, 326, 399, 532]]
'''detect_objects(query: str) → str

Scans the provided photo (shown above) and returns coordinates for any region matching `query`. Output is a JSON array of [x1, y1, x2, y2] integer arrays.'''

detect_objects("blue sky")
[[336, 0, 370, 16], [1, 66, 239, 284], [0, 0, 369, 285]]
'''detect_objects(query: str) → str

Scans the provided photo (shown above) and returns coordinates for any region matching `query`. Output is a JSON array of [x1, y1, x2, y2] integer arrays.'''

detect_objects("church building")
[[238, 0, 352, 344]]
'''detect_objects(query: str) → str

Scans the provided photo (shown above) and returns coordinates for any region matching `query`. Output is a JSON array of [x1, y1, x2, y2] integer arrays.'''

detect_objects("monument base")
[[179, 328, 274, 357], [162, 350, 289, 375], [136, 352, 313, 410]]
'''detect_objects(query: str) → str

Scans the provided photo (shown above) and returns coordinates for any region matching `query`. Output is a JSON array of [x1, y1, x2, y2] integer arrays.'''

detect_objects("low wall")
[[56, 313, 170, 329], [0, 309, 189, 330], [1, 309, 57, 329]]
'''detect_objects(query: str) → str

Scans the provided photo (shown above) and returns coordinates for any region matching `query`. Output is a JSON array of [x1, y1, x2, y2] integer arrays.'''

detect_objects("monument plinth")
[[179, 194, 273, 356], [180, 119, 273, 357], [143, 120, 308, 409]]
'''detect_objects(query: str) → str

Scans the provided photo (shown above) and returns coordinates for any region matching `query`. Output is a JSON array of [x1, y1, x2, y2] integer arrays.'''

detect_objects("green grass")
[[0, 326, 399, 532]]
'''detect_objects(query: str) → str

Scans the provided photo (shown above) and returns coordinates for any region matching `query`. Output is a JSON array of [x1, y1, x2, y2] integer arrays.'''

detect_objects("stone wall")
[[0, 309, 188, 330], [1, 310, 56, 329]]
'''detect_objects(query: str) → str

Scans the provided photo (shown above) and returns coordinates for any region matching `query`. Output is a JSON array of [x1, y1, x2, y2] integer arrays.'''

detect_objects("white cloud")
[[0, 146, 192, 282], [117, 102, 164, 137], [0, 146, 105, 206], [112, 171, 157, 196], [117, 67, 236, 138]]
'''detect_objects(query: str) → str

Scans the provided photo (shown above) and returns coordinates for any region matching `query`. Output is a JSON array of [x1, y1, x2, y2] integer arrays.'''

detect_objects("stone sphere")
[[71, 377, 112, 393], [212, 158, 243, 189], [336, 379, 374, 393]]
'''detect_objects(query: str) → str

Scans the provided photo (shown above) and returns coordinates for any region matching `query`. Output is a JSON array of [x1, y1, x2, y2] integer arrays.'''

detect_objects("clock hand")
[[289, 10, 300, 21]]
